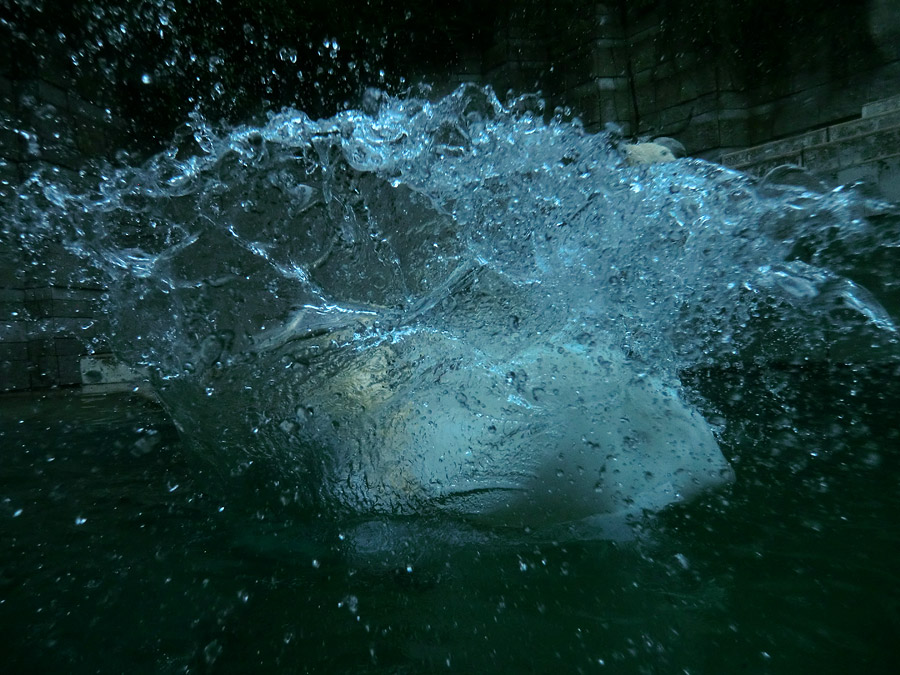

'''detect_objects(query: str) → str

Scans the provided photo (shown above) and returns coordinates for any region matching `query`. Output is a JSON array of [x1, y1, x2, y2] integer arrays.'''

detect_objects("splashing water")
[[6, 84, 899, 538]]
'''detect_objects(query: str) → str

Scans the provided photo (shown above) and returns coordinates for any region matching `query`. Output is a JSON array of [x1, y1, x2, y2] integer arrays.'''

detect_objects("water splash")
[[5, 84, 898, 536]]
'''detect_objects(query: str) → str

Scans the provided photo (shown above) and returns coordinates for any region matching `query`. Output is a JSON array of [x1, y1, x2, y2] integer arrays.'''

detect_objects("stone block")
[[745, 113, 776, 147], [0, 256, 26, 289], [788, 69, 829, 96], [23, 298, 53, 320], [69, 94, 109, 123], [40, 54, 77, 91], [676, 72, 704, 103], [653, 73, 681, 107], [0, 74, 14, 102], [606, 44, 630, 73], [714, 64, 742, 90], [742, 153, 805, 178], [86, 336, 112, 354], [770, 95, 823, 139], [629, 10, 662, 37], [613, 91, 635, 122], [0, 288, 25, 303], [564, 50, 595, 91], [598, 96, 619, 126], [24, 287, 53, 318], [0, 341, 27, 361], [55, 337, 85, 356], [57, 354, 82, 386], [50, 299, 95, 318], [50, 286, 105, 301], [0, 300, 25, 323], [801, 144, 841, 173], [0, 158, 21, 199], [629, 36, 659, 73], [49, 316, 99, 338], [862, 94, 900, 118], [589, 3, 623, 39], [746, 78, 792, 106], [828, 109, 900, 142], [36, 80, 70, 112], [572, 88, 602, 127], [682, 118, 720, 154], [505, 21, 541, 42], [834, 162, 881, 189], [632, 67, 653, 88], [839, 127, 900, 167], [0, 39, 11, 76], [718, 115, 750, 149], [650, 59, 675, 82], [634, 85, 658, 116], [871, 154, 900, 203], [484, 40, 513, 71], [657, 95, 716, 132], [27, 338, 55, 360], [693, 64, 719, 97], [0, 126, 26, 162], [726, 129, 828, 167], [595, 76, 627, 92], [38, 142, 83, 171], [718, 91, 749, 112], [80, 354, 146, 385], [18, 79, 69, 111], [30, 357, 57, 388], [68, 72, 113, 111], [817, 81, 869, 126], [0, 360, 30, 392], [489, 62, 544, 96]]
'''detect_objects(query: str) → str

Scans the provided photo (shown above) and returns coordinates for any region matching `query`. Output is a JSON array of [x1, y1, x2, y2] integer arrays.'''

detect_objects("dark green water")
[[2, 363, 898, 674]]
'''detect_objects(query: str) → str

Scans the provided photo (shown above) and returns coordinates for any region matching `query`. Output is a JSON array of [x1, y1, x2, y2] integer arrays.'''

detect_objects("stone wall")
[[476, 1, 900, 159], [620, 1, 900, 158], [722, 93, 900, 202], [0, 32, 123, 393]]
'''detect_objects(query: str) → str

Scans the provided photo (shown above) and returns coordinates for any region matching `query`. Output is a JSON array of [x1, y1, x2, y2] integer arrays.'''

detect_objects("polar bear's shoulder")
[[623, 142, 677, 166]]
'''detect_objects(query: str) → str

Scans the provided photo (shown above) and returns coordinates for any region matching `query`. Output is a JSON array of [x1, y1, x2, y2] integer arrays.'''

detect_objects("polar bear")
[[623, 142, 678, 166], [291, 325, 733, 535], [621, 136, 686, 166]]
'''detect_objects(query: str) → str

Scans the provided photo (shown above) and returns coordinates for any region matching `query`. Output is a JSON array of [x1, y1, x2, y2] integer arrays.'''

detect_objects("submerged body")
[[279, 321, 732, 533], [16, 84, 896, 542]]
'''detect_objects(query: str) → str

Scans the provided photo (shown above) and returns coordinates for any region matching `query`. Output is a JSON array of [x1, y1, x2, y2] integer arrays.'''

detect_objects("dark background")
[[2, 0, 898, 155]]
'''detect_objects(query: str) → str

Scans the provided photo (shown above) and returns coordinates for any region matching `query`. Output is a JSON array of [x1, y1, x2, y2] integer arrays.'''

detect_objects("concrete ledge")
[[720, 94, 900, 201], [79, 354, 156, 399], [828, 108, 900, 141], [862, 94, 900, 118], [80, 354, 148, 385], [721, 129, 828, 167]]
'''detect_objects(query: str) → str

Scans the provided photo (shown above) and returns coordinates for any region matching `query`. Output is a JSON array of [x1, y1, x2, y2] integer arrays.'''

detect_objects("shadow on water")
[[1, 360, 898, 673]]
